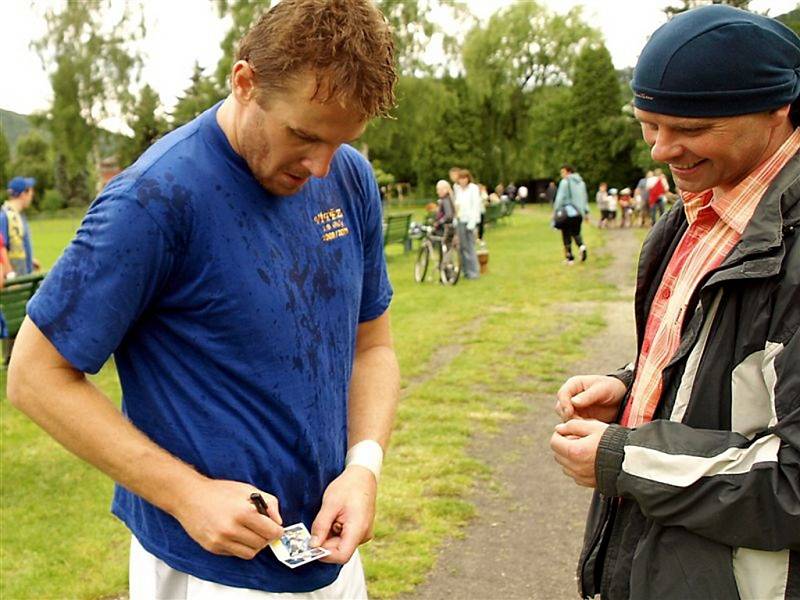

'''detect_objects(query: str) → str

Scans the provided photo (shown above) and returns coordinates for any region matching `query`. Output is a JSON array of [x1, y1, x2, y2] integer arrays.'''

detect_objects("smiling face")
[[635, 106, 792, 195], [229, 65, 368, 196]]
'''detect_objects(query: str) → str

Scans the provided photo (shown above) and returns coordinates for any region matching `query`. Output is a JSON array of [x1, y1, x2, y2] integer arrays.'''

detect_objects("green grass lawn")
[[2, 206, 615, 599]]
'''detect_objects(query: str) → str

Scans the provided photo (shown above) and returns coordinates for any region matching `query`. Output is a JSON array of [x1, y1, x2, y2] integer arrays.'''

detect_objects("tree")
[[664, 0, 751, 17], [120, 85, 168, 167], [0, 132, 9, 193], [527, 86, 574, 179], [361, 75, 484, 191], [9, 131, 54, 210], [776, 7, 800, 36], [214, 0, 273, 92], [171, 63, 225, 129], [564, 43, 640, 192], [33, 0, 144, 206], [462, 1, 599, 183], [375, 1, 470, 76]]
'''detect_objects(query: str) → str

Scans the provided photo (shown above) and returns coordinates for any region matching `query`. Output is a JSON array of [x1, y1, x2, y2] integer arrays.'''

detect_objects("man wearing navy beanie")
[[552, 5, 800, 599]]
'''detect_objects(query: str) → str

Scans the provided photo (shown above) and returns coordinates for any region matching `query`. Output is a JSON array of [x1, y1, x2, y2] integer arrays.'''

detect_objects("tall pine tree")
[[171, 63, 224, 129], [566, 43, 639, 193], [120, 85, 167, 167]]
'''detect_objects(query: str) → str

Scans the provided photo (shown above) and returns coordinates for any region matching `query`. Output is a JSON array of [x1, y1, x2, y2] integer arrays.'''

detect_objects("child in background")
[[606, 188, 619, 227], [618, 188, 633, 228]]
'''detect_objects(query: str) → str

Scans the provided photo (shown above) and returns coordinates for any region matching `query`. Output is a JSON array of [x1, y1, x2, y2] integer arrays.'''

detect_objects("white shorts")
[[129, 536, 368, 600]]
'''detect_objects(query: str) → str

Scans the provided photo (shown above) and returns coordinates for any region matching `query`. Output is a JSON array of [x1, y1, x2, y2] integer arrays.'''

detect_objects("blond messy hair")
[[235, 0, 397, 119]]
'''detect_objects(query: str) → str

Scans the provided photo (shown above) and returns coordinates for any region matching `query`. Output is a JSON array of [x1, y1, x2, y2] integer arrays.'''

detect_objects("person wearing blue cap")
[[552, 5, 800, 599], [2, 176, 39, 277]]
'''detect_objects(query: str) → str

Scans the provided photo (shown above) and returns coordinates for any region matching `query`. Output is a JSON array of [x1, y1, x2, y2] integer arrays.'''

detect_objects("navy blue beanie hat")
[[632, 5, 800, 117]]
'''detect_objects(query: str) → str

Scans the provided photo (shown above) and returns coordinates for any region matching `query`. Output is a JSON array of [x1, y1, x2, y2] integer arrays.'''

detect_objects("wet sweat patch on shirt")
[[27, 102, 392, 593]]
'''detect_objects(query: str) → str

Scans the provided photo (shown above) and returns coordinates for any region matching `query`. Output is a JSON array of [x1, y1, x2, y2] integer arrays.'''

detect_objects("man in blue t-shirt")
[[7, 1, 400, 597]]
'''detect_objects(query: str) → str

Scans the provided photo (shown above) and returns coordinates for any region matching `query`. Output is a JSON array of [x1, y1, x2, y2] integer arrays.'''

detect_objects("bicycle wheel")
[[440, 245, 461, 285], [414, 243, 431, 283]]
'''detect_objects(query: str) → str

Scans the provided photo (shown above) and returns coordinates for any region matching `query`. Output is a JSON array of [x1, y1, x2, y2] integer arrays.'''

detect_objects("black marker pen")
[[250, 492, 269, 517]]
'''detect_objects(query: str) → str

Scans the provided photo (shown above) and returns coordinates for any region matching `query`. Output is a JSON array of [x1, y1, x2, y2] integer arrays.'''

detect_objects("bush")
[[372, 165, 396, 188], [41, 189, 66, 212]]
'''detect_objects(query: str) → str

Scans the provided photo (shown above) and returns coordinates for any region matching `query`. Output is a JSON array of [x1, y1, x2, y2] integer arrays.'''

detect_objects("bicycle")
[[413, 223, 460, 285]]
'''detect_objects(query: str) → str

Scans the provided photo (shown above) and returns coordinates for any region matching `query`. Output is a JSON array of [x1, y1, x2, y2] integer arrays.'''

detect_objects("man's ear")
[[230, 60, 257, 103], [768, 103, 792, 126]]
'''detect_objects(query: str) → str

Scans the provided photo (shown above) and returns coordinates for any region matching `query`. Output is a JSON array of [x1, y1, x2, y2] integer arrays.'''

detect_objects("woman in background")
[[453, 169, 482, 279]]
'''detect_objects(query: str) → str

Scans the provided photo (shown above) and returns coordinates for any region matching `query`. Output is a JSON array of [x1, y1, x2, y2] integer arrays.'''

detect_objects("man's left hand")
[[550, 419, 609, 488], [310, 465, 376, 564]]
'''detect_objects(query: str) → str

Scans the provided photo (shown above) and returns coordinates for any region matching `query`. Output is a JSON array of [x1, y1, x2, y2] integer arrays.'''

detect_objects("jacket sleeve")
[[608, 363, 635, 390], [577, 181, 590, 215], [596, 326, 800, 552], [553, 180, 568, 211]]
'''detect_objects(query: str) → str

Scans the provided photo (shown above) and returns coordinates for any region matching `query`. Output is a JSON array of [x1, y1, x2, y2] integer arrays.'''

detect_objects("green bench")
[[483, 203, 505, 226], [383, 212, 412, 252], [502, 199, 516, 219], [2, 272, 46, 363]]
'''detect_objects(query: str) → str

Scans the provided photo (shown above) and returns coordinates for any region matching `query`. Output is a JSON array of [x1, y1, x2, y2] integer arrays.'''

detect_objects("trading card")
[[269, 523, 331, 569]]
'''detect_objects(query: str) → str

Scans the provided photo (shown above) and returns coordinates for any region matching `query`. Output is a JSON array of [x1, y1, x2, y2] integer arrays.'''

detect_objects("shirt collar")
[[681, 127, 800, 233]]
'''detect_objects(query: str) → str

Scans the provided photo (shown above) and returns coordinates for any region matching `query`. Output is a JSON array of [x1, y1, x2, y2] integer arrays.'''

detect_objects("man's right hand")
[[171, 478, 284, 560], [8, 320, 284, 562], [554, 375, 627, 423]]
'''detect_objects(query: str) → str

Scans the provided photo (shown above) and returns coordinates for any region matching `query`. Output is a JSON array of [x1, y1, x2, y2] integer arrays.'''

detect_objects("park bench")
[[502, 199, 516, 219], [483, 203, 505, 227], [383, 212, 412, 253], [1, 272, 45, 364]]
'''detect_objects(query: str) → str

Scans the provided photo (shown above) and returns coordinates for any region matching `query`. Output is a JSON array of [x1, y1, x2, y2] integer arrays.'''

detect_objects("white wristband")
[[345, 440, 383, 483]]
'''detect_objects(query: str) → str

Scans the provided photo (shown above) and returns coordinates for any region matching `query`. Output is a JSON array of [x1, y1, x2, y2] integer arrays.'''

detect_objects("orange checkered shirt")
[[622, 128, 800, 427]]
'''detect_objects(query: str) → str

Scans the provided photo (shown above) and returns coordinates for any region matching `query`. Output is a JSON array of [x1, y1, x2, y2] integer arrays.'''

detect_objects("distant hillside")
[[1, 107, 125, 158], [777, 7, 800, 36], [0, 108, 42, 153]]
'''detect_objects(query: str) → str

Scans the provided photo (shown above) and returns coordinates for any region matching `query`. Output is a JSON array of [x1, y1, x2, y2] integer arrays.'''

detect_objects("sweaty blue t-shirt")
[[27, 102, 392, 592]]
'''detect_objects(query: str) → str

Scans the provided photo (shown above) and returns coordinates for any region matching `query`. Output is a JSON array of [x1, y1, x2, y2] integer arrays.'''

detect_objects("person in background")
[[606, 187, 619, 227], [545, 180, 557, 205], [596, 182, 610, 228], [477, 183, 488, 241], [647, 168, 669, 224], [635, 171, 651, 226], [433, 179, 455, 246], [517, 185, 528, 208], [504, 181, 517, 203], [453, 169, 481, 279], [554, 164, 589, 264], [449, 166, 461, 187], [551, 6, 800, 598], [0, 233, 11, 341], [1, 176, 39, 277], [489, 185, 502, 205], [0, 232, 13, 283], [618, 187, 633, 228], [493, 183, 506, 203]]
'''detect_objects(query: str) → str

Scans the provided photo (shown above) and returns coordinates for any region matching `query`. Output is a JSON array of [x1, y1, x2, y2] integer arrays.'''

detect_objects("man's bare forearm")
[[347, 343, 400, 450], [7, 318, 203, 516], [346, 311, 400, 451]]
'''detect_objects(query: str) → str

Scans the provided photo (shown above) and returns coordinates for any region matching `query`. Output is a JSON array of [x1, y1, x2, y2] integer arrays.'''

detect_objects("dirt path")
[[402, 227, 641, 600]]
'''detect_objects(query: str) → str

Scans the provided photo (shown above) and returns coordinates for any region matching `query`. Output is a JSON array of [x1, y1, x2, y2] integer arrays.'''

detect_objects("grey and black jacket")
[[579, 154, 800, 599]]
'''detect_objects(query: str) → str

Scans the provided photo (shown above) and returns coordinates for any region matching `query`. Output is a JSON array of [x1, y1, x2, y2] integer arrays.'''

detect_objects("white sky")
[[1, 0, 796, 133]]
